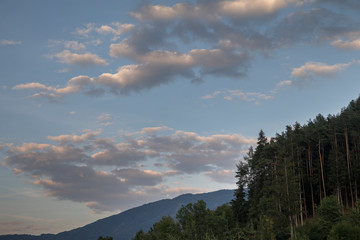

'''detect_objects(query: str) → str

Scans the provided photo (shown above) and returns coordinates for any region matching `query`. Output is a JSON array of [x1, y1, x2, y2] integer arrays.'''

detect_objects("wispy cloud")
[[0, 39, 22, 45], [291, 61, 356, 82], [331, 39, 360, 50], [74, 22, 134, 41], [49, 40, 86, 51], [13, 75, 95, 99], [97, 113, 113, 126], [50, 50, 108, 67], [202, 80, 292, 104]]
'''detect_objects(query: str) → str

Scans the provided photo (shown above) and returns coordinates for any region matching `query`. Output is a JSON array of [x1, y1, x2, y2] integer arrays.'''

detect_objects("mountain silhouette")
[[0, 189, 235, 240]]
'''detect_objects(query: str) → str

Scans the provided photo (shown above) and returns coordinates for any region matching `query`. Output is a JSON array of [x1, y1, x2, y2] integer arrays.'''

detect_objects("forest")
[[130, 96, 360, 240]]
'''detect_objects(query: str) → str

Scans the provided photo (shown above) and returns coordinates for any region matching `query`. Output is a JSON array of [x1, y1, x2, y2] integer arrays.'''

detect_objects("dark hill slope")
[[0, 189, 234, 240]]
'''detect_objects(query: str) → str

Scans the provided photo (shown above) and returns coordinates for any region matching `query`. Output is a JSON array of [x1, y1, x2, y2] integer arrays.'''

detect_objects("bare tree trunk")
[[344, 127, 354, 207], [308, 145, 315, 217], [318, 139, 326, 198], [334, 131, 341, 203], [285, 160, 293, 239]]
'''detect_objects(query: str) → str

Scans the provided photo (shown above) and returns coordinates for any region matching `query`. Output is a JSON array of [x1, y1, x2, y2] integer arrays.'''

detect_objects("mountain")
[[0, 189, 235, 240]]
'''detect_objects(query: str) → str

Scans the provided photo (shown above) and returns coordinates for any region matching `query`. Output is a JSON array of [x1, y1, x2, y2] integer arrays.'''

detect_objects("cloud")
[[96, 23, 135, 41], [140, 126, 173, 135], [97, 114, 113, 126], [202, 80, 292, 104], [50, 50, 108, 67], [291, 61, 354, 81], [47, 130, 101, 144], [219, 0, 296, 19], [13, 75, 95, 99], [0, 220, 47, 235], [331, 39, 360, 50], [315, 0, 360, 9], [113, 168, 163, 186], [74, 23, 95, 38], [3, 127, 254, 212], [107, 44, 250, 92], [74, 22, 134, 40], [272, 7, 354, 46], [17, 44, 250, 99], [49, 40, 86, 51], [131, 0, 296, 22], [205, 169, 236, 183], [15, 0, 360, 100], [0, 39, 22, 45], [96, 63, 194, 94], [270, 80, 293, 94], [202, 90, 273, 104], [63, 41, 86, 51]]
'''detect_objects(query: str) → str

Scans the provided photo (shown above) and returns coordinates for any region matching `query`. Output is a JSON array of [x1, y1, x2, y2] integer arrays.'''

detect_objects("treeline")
[[133, 200, 240, 240], [231, 96, 360, 239], [131, 96, 360, 240], [131, 197, 360, 240]]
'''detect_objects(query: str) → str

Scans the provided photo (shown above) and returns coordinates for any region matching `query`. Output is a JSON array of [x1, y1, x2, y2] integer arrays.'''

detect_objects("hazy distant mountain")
[[0, 189, 235, 240]]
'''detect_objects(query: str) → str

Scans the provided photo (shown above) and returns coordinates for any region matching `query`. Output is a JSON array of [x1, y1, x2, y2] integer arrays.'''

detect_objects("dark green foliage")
[[317, 196, 342, 226], [327, 222, 360, 240], [133, 201, 240, 240], [230, 96, 360, 239], [98, 236, 113, 240], [231, 160, 250, 227]]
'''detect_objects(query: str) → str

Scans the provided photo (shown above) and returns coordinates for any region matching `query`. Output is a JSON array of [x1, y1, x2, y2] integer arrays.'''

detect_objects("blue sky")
[[1, 0, 360, 235]]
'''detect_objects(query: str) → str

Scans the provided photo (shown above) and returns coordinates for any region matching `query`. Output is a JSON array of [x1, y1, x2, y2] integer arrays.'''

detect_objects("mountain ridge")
[[0, 189, 235, 240]]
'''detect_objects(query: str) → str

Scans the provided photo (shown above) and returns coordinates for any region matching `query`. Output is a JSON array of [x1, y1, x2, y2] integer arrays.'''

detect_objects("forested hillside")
[[0, 190, 234, 240], [133, 96, 360, 240]]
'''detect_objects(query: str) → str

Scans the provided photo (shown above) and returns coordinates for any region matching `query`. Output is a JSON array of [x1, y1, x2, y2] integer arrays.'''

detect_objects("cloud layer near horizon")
[[2, 127, 255, 212]]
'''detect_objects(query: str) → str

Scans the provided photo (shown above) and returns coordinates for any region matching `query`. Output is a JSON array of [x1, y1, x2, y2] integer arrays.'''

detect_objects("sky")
[[1, 0, 360, 235]]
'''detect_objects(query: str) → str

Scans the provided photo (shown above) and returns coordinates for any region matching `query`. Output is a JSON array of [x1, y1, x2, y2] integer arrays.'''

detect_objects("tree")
[[231, 157, 250, 226], [98, 236, 113, 240]]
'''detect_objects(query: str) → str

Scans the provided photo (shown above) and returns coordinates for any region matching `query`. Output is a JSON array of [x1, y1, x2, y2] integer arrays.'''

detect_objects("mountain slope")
[[0, 189, 235, 240]]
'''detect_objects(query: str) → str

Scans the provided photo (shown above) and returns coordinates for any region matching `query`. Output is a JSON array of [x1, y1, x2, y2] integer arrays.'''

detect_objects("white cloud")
[[291, 61, 353, 80], [74, 22, 134, 41], [13, 75, 94, 99], [97, 113, 113, 126], [47, 130, 101, 144], [49, 40, 86, 51], [331, 39, 360, 50], [131, 0, 296, 22], [270, 80, 293, 94], [140, 126, 173, 135], [0, 39, 22, 45], [63, 41, 86, 51], [219, 0, 295, 18], [13, 83, 53, 91], [51, 50, 108, 67], [225, 90, 273, 102], [96, 23, 135, 41], [10, 143, 50, 153], [202, 89, 273, 104], [13, 75, 94, 100], [202, 79, 293, 103], [74, 23, 95, 38], [131, 4, 183, 21]]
